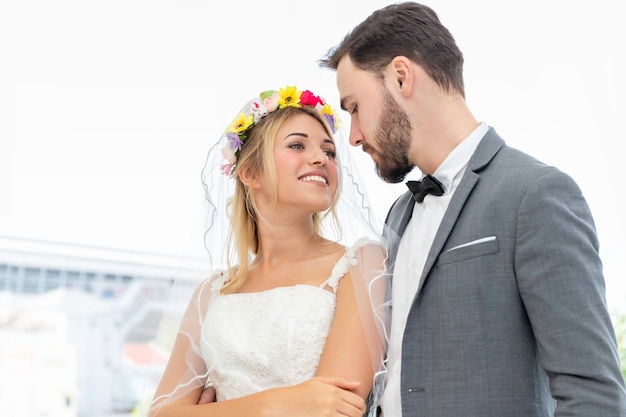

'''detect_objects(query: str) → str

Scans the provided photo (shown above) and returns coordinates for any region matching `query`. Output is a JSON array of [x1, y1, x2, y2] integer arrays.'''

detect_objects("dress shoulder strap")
[[319, 237, 379, 293], [207, 269, 229, 295]]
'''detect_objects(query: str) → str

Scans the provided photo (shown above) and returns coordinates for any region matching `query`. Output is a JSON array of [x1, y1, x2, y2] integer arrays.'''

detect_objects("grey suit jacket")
[[383, 128, 626, 416]]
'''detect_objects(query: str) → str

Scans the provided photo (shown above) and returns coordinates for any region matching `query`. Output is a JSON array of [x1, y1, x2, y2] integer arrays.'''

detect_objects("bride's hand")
[[259, 376, 366, 417], [197, 386, 215, 404]]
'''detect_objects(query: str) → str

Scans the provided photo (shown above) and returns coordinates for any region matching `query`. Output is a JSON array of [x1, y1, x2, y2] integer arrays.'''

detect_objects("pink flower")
[[220, 163, 234, 176], [263, 93, 280, 112], [300, 90, 324, 107]]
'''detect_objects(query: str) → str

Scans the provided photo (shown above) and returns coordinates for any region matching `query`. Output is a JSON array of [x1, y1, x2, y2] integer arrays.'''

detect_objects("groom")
[[319, 2, 626, 416]]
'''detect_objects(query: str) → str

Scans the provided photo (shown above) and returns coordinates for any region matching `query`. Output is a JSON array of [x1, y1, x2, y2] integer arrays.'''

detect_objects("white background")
[[1, 0, 624, 312]]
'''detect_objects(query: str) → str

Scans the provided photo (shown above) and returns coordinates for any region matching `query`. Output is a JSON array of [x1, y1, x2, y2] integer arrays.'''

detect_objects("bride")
[[147, 86, 389, 417]]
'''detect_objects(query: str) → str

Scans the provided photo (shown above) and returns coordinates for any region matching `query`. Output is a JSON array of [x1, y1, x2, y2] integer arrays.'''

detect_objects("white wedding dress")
[[200, 238, 374, 401]]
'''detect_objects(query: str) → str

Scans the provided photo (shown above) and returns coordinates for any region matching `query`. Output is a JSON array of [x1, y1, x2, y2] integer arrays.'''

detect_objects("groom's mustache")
[[362, 142, 374, 155]]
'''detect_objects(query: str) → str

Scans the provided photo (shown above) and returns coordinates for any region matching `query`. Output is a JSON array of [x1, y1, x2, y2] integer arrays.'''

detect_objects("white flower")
[[221, 146, 236, 164], [251, 102, 268, 123]]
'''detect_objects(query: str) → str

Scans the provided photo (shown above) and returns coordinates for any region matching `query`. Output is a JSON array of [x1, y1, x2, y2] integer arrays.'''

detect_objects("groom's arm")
[[515, 169, 626, 414]]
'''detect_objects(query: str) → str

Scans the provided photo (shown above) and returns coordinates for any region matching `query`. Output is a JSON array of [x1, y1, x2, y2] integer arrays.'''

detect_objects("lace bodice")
[[200, 239, 369, 401]]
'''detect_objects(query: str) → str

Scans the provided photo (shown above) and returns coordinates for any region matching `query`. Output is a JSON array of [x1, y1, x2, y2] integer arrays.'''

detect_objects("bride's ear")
[[238, 166, 261, 189]]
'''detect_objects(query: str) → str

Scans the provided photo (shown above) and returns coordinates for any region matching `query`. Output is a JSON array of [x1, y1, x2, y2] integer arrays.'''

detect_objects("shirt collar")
[[432, 122, 489, 192]]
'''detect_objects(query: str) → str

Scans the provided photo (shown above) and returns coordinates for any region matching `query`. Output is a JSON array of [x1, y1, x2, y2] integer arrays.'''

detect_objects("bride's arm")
[[149, 281, 367, 417], [155, 380, 364, 417], [148, 330, 205, 416], [315, 242, 389, 400], [154, 346, 364, 417]]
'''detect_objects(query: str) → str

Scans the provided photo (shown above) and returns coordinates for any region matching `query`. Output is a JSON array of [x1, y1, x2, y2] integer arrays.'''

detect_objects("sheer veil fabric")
[[143, 96, 391, 417]]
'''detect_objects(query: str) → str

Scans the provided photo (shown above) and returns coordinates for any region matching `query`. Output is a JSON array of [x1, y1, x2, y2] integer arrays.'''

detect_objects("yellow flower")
[[278, 85, 302, 108], [320, 103, 334, 118], [321, 103, 340, 131], [227, 113, 253, 135]]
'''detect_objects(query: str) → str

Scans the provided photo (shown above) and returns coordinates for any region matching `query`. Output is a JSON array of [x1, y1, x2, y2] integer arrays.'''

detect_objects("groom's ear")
[[389, 56, 414, 98]]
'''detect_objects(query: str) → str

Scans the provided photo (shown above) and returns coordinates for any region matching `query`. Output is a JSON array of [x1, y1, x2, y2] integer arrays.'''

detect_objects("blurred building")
[[0, 235, 207, 417]]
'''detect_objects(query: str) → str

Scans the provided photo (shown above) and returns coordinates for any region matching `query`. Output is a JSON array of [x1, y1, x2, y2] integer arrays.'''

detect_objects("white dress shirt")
[[381, 122, 489, 416]]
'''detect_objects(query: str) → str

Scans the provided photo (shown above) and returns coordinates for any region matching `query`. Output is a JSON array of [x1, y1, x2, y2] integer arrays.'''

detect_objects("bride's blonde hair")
[[222, 106, 342, 293]]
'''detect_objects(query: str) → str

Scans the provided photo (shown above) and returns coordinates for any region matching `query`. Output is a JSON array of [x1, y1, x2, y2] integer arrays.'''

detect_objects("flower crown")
[[220, 85, 340, 176]]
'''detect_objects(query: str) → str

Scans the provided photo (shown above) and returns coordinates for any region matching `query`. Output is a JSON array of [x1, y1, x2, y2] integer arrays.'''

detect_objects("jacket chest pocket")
[[436, 236, 499, 267]]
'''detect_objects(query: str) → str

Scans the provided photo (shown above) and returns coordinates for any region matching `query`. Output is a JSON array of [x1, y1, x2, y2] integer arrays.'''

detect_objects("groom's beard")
[[372, 89, 414, 184]]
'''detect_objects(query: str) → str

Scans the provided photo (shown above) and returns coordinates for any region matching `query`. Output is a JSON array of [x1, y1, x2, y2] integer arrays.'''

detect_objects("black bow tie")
[[406, 175, 445, 203]]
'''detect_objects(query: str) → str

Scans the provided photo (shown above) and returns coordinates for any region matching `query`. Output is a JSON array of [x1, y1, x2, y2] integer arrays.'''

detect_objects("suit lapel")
[[384, 192, 415, 271], [416, 170, 479, 293], [415, 128, 505, 294]]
